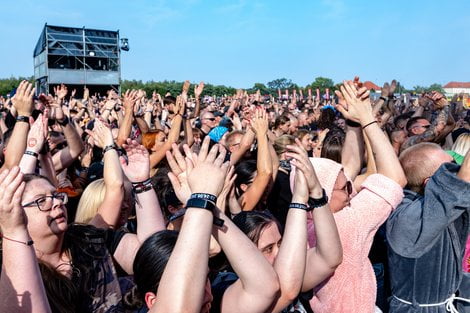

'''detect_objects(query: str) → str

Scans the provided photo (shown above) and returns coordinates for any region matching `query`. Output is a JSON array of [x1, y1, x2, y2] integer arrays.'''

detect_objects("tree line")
[[0, 76, 444, 97]]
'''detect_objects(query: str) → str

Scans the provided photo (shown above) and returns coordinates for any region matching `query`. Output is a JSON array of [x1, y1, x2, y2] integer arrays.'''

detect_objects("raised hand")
[[83, 87, 90, 101], [286, 138, 323, 198], [336, 80, 373, 124], [194, 81, 205, 98], [250, 107, 269, 136], [85, 119, 114, 148], [26, 114, 48, 153], [426, 91, 449, 109], [104, 99, 117, 111], [12, 80, 35, 116], [166, 143, 194, 203], [123, 89, 139, 112], [188, 137, 230, 196], [216, 166, 237, 209], [48, 105, 65, 122], [54, 84, 68, 101], [120, 139, 150, 183], [0, 167, 27, 236]]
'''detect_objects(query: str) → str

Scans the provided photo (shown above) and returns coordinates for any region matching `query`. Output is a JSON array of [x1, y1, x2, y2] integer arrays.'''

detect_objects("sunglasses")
[[204, 118, 216, 121]]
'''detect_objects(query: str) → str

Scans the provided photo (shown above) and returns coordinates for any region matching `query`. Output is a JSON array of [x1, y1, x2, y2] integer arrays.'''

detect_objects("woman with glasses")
[[302, 80, 407, 313], [0, 139, 166, 313]]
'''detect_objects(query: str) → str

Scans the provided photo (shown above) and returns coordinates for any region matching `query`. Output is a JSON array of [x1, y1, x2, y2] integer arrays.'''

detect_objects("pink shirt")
[[308, 174, 404, 313]]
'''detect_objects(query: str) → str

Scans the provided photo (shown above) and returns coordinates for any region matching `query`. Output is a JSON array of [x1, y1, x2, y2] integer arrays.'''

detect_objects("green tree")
[[0, 76, 34, 96], [267, 78, 296, 90], [307, 77, 335, 94], [427, 83, 444, 93]]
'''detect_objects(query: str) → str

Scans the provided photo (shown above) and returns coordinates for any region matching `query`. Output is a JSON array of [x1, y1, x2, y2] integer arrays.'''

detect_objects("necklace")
[[54, 261, 81, 278]]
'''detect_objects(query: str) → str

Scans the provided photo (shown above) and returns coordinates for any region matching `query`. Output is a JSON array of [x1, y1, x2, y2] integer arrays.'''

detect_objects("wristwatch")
[[307, 189, 328, 210]]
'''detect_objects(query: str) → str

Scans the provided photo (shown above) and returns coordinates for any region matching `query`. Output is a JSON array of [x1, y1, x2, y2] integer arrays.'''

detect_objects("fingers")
[[167, 172, 182, 190], [206, 143, 220, 163], [172, 143, 186, 170], [12, 181, 26, 210], [166, 151, 183, 175], [198, 136, 211, 162], [214, 145, 227, 167]]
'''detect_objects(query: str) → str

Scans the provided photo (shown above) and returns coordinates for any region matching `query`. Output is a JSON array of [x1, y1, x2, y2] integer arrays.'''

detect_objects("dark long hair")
[[232, 211, 282, 245], [127, 230, 178, 308], [234, 160, 257, 198]]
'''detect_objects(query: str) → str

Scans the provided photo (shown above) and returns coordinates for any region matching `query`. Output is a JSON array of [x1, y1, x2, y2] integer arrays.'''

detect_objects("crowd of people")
[[0, 76, 468, 313]]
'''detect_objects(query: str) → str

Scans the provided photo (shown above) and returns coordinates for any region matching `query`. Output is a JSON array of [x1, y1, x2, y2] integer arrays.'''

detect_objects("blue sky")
[[1, 0, 469, 89]]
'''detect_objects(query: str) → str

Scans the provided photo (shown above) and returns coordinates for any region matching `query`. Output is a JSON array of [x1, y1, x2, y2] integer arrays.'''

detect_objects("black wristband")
[[307, 189, 329, 210], [185, 198, 224, 227], [289, 203, 309, 211], [362, 121, 377, 130], [190, 193, 217, 203], [345, 120, 361, 128], [24, 150, 39, 158], [16, 115, 30, 124], [103, 144, 117, 154], [58, 116, 69, 126], [379, 96, 387, 102]]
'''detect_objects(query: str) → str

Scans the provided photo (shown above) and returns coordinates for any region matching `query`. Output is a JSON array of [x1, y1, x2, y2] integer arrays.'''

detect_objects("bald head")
[[399, 143, 453, 192]]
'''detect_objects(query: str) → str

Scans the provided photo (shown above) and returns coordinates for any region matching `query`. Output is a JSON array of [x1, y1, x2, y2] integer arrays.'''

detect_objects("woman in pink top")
[[306, 80, 407, 313]]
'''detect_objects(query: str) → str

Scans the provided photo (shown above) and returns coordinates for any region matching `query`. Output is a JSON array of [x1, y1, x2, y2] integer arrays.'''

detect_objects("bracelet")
[[133, 184, 153, 194], [190, 193, 217, 203], [58, 116, 69, 126], [16, 115, 30, 124], [362, 121, 378, 130], [1, 233, 34, 246], [185, 198, 225, 227], [103, 144, 117, 154], [24, 150, 39, 158], [379, 96, 387, 102], [307, 188, 329, 210], [289, 203, 309, 211], [132, 178, 153, 194]]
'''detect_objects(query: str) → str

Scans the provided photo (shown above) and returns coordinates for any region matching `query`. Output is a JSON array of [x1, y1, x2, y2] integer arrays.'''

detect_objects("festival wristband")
[[185, 198, 224, 227], [289, 203, 309, 211]]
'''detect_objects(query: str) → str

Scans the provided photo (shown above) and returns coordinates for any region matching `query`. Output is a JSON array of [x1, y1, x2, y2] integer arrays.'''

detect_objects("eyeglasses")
[[333, 181, 352, 195], [21, 192, 68, 212]]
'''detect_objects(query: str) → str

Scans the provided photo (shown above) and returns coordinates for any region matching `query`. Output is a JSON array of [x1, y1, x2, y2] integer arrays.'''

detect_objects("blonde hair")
[[451, 133, 470, 156], [75, 179, 106, 224], [274, 135, 296, 156]]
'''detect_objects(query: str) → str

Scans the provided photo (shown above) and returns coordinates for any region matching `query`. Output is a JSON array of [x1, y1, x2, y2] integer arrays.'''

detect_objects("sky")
[[1, 0, 469, 89]]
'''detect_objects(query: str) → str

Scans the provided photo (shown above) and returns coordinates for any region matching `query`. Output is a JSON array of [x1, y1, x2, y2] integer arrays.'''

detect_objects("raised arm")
[[19, 114, 47, 174], [116, 90, 138, 147], [192, 82, 204, 118], [50, 105, 85, 172], [1, 81, 35, 171], [286, 141, 342, 292], [341, 122, 364, 181], [151, 137, 229, 313], [230, 128, 255, 165], [240, 108, 273, 211], [268, 153, 310, 312], [149, 96, 184, 168], [336, 81, 407, 187], [83, 119, 124, 228], [120, 139, 166, 241], [0, 167, 51, 313]]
